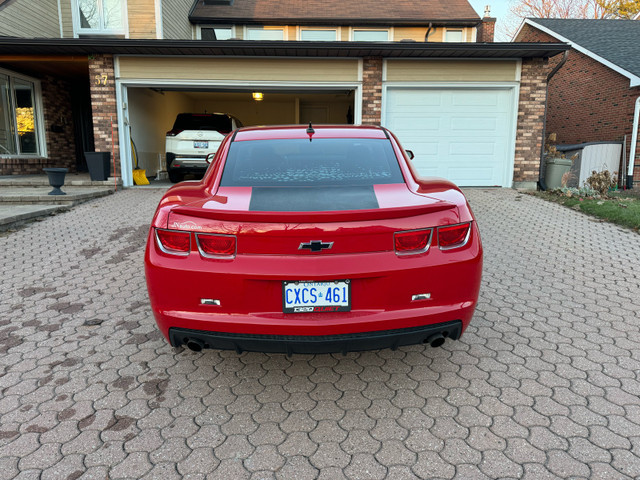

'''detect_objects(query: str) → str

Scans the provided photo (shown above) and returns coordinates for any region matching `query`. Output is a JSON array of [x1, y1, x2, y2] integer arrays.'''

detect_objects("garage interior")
[[127, 87, 355, 179]]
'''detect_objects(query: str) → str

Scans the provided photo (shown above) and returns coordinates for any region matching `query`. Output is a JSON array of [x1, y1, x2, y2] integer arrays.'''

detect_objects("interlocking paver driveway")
[[1, 188, 639, 479]]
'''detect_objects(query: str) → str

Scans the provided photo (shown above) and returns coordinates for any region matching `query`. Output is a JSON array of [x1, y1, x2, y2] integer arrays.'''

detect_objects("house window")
[[352, 29, 389, 41], [246, 27, 285, 40], [444, 29, 464, 42], [300, 28, 337, 41], [198, 26, 234, 40], [73, 0, 126, 36], [0, 72, 43, 156]]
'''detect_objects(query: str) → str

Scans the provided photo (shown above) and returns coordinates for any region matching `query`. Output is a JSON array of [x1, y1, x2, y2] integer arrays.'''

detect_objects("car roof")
[[233, 125, 389, 141]]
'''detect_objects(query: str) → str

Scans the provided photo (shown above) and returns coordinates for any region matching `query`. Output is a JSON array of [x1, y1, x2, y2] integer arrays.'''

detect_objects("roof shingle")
[[190, 0, 481, 25], [528, 18, 640, 79]]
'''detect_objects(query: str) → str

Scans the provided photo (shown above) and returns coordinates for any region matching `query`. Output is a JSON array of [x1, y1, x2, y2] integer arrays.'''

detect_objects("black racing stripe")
[[249, 186, 379, 212]]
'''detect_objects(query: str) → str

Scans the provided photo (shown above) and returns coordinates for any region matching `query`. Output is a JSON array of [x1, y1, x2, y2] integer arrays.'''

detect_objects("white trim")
[[381, 81, 520, 188], [154, 0, 163, 39], [628, 96, 640, 177], [71, 0, 129, 38], [443, 28, 465, 43], [350, 27, 391, 42], [382, 59, 387, 82], [0, 67, 47, 159], [515, 58, 522, 82], [471, 25, 477, 42], [115, 76, 362, 186], [57, 0, 64, 37], [523, 19, 640, 87], [358, 58, 364, 82]]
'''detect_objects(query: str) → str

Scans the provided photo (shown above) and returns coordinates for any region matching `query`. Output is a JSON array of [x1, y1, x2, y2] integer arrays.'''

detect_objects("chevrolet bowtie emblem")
[[299, 240, 333, 252]]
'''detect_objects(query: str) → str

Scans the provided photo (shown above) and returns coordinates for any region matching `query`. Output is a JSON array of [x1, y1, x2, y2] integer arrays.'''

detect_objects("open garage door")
[[124, 87, 355, 182], [384, 87, 517, 187]]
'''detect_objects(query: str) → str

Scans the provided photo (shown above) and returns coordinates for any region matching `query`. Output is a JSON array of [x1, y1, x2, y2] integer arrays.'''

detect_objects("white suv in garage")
[[165, 113, 243, 183]]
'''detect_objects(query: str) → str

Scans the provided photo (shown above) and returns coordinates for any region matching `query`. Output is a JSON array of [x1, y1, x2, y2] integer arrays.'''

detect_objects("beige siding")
[[385, 60, 518, 82], [60, 0, 73, 37], [393, 27, 429, 42], [127, 0, 156, 38], [161, 0, 193, 39], [118, 57, 360, 82], [0, 0, 60, 37]]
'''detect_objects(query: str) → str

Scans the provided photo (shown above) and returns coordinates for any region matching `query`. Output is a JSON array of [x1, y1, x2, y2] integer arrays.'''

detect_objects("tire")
[[168, 171, 183, 183]]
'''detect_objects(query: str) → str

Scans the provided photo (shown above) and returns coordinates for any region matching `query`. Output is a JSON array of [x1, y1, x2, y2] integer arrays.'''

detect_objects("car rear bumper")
[[169, 320, 462, 354]]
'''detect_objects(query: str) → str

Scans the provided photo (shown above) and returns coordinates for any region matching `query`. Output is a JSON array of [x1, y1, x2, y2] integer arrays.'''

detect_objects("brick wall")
[[88, 54, 120, 176], [477, 18, 496, 43], [513, 57, 552, 186], [517, 23, 640, 183], [0, 75, 76, 175], [362, 57, 383, 125]]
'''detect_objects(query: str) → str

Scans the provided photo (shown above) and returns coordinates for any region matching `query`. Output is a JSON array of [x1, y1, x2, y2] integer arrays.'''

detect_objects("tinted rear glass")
[[220, 138, 404, 187], [173, 114, 232, 133]]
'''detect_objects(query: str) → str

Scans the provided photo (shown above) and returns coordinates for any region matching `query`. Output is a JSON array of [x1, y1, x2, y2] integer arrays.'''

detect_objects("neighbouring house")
[[0, 0, 567, 188], [515, 18, 640, 187]]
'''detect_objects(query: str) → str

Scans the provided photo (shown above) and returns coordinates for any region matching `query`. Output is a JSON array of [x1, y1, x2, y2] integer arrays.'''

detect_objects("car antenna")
[[306, 122, 314, 142]]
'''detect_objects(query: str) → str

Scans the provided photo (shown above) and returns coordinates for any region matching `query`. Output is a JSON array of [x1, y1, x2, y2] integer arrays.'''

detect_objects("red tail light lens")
[[196, 233, 236, 258], [155, 228, 191, 255], [166, 129, 183, 136], [394, 228, 432, 255], [438, 222, 471, 250]]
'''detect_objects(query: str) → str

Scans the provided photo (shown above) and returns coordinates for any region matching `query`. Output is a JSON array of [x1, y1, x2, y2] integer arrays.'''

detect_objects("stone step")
[[0, 204, 70, 230], [0, 176, 122, 187], [0, 186, 115, 205]]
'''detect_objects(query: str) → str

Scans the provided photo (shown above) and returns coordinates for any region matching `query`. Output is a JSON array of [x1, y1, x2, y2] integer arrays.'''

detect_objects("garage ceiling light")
[[252, 92, 264, 101]]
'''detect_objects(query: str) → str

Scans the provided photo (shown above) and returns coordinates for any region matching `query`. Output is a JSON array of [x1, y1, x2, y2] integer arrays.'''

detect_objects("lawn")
[[532, 189, 640, 232]]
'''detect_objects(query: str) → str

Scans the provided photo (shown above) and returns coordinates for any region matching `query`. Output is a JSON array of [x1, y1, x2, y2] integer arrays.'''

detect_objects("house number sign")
[[94, 74, 109, 86]]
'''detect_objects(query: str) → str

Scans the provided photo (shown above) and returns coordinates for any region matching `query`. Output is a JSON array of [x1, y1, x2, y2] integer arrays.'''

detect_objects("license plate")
[[193, 141, 209, 148], [283, 280, 351, 313]]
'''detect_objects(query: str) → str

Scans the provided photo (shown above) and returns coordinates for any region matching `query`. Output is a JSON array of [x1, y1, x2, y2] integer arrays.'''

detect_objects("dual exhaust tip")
[[183, 333, 448, 353]]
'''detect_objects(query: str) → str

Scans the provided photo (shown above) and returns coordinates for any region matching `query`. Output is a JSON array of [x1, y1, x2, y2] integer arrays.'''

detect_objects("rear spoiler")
[[171, 202, 456, 224]]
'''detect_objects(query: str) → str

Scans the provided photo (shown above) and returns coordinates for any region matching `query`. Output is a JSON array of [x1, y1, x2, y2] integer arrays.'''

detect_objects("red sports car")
[[145, 125, 482, 355]]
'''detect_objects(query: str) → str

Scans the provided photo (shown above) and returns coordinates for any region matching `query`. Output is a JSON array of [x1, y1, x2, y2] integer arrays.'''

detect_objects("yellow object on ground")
[[130, 134, 149, 185], [133, 169, 149, 185]]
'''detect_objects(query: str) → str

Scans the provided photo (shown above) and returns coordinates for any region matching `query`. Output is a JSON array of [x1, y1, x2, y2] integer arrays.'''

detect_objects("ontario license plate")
[[283, 280, 351, 313], [193, 141, 209, 148]]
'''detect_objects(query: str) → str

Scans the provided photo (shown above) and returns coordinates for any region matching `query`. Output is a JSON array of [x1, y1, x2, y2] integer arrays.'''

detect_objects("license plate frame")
[[193, 141, 209, 149], [283, 280, 351, 313]]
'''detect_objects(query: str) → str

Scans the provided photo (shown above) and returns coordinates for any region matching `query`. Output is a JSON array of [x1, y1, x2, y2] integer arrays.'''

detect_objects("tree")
[[597, 0, 640, 18]]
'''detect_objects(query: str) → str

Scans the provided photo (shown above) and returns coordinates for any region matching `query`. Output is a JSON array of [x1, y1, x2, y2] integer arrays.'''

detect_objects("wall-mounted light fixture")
[[252, 92, 264, 101]]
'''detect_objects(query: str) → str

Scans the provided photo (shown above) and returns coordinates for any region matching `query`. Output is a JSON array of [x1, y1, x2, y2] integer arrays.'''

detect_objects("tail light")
[[155, 228, 191, 256], [394, 228, 432, 255], [438, 222, 471, 250], [196, 233, 236, 258], [166, 128, 183, 136]]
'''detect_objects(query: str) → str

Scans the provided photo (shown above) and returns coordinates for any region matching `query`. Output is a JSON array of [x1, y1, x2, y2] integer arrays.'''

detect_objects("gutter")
[[538, 50, 569, 190], [628, 95, 640, 189]]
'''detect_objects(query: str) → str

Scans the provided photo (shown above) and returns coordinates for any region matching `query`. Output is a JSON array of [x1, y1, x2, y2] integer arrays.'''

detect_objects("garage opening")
[[125, 87, 355, 181]]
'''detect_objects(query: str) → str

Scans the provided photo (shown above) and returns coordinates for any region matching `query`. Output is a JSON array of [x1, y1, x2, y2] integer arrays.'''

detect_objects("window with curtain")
[[0, 72, 41, 156], [75, 0, 126, 36], [352, 30, 389, 41], [300, 29, 337, 41], [246, 27, 284, 40], [444, 29, 464, 42]]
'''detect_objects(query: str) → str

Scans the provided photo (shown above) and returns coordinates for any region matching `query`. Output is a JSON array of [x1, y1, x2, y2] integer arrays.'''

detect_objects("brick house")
[[515, 18, 640, 186], [0, 0, 567, 188]]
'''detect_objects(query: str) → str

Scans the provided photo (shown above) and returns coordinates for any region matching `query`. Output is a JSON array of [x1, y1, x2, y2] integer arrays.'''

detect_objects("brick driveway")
[[1, 188, 639, 479]]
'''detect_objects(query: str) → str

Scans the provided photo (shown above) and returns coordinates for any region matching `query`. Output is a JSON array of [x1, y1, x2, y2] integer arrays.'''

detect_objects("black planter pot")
[[42, 168, 68, 195], [85, 152, 111, 181]]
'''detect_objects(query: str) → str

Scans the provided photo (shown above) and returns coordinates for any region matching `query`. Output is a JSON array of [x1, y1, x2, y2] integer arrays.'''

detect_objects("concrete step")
[[0, 186, 115, 205], [0, 175, 122, 187], [0, 204, 70, 230]]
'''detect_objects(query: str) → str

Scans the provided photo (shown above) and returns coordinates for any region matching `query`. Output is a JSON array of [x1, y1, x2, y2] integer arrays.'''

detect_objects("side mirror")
[[406, 150, 415, 160], [206, 153, 216, 165]]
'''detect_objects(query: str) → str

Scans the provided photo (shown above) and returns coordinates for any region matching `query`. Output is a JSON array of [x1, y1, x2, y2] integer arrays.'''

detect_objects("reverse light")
[[196, 233, 236, 258], [394, 228, 432, 255], [155, 228, 191, 255], [438, 222, 472, 250]]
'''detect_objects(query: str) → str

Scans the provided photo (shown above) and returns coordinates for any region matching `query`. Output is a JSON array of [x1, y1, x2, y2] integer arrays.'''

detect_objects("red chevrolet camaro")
[[145, 125, 482, 355]]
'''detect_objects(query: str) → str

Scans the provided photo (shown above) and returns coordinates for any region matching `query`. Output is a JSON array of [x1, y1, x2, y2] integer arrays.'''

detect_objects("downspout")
[[627, 95, 640, 189], [425, 23, 433, 42], [538, 50, 569, 190]]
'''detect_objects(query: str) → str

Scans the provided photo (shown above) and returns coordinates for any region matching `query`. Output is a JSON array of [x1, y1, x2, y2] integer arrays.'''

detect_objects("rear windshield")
[[172, 114, 233, 133], [220, 138, 404, 187]]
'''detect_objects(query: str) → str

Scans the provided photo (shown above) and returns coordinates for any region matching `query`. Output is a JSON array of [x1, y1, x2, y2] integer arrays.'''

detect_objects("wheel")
[[168, 171, 183, 183]]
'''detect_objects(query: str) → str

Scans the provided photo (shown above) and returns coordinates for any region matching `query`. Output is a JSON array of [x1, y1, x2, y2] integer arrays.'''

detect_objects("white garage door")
[[384, 87, 516, 187]]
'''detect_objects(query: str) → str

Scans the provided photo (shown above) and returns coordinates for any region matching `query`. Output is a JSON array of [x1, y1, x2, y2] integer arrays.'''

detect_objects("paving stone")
[[2, 188, 640, 478]]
